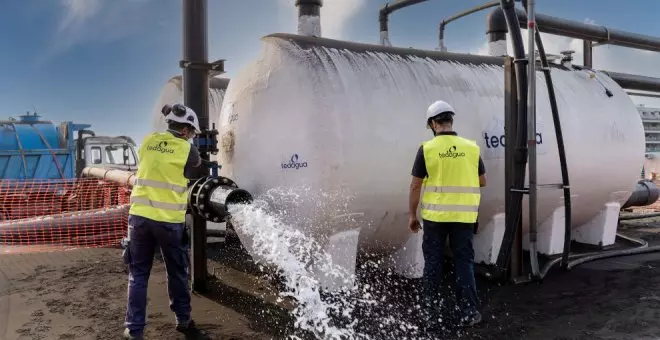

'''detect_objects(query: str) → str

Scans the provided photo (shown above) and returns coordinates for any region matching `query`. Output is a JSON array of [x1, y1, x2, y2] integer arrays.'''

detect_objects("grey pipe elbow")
[[622, 180, 660, 210], [486, 7, 508, 43]]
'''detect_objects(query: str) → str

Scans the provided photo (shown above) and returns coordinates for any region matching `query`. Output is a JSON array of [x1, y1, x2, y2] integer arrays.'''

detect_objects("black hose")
[[539, 233, 651, 276], [521, 0, 573, 271], [494, 0, 529, 274], [566, 234, 658, 270]]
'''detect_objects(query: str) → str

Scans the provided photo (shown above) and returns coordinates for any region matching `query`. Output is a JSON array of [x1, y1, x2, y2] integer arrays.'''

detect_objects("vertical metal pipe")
[[296, 0, 323, 37], [526, 0, 540, 278], [504, 56, 522, 280], [583, 40, 593, 68], [183, 0, 209, 293]]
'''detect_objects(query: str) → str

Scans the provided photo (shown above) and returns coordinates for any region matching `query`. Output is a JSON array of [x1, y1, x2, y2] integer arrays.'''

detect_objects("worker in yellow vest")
[[408, 100, 487, 331], [123, 104, 201, 339]]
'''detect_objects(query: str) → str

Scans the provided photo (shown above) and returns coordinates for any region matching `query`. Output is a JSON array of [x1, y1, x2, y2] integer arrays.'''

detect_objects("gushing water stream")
[[226, 188, 454, 340]]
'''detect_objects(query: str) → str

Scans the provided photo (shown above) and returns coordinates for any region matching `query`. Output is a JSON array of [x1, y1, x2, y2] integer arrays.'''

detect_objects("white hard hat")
[[163, 103, 201, 134], [425, 100, 455, 120]]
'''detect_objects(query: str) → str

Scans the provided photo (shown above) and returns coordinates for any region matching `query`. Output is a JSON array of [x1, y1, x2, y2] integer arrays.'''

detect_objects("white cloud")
[[58, 0, 103, 32], [44, 0, 154, 61], [471, 19, 660, 108], [277, 0, 367, 39]]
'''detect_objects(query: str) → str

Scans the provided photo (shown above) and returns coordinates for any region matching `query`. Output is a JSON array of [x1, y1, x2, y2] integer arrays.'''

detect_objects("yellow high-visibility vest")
[[420, 134, 481, 223], [129, 132, 191, 223]]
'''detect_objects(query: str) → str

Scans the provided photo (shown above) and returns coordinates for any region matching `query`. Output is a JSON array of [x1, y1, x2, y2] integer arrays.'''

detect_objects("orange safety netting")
[[0, 178, 131, 249]]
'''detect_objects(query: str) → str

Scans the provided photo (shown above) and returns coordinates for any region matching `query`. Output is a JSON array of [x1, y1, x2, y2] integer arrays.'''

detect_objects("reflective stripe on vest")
[[130, 196, 188, 211], [129, 131, 191, 223], [420, 135, 481, 223], [423, 185, 481, 194], [134, 178, 188, 193]]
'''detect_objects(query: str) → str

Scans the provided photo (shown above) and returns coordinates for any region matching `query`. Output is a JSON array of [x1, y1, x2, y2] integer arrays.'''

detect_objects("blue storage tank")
[[0, 113, 90, 180]]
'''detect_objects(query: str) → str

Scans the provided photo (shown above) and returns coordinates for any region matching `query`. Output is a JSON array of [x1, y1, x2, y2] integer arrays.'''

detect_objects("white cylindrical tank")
[[218, 33, 645, 256], [151, 75, 230, 133]]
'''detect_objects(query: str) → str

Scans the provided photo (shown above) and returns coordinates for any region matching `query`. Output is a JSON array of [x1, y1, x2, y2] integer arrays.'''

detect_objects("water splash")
[[228, 198, 363, 339], [226, 187, 464, 340]]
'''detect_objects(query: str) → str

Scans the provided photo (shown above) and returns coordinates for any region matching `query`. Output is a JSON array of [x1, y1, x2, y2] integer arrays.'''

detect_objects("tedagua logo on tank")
[[281, 154, 308, 170]]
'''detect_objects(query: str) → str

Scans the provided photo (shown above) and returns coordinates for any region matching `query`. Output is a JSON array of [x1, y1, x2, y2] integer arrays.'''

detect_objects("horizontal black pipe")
[[379, 0, 429, 32], [487, 7, 660, 53], [602, 71, 660, 92], [627, 91, 660, 99], [621, 180, 660, 210], [265, 33, 504, 66]]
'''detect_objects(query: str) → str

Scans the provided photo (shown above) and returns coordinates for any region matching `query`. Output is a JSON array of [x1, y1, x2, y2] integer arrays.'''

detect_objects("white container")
[[151, 75, 229, 133], [217, 34, 645, 283]]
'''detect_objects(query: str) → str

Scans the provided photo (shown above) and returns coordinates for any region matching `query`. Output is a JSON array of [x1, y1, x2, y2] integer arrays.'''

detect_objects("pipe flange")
[[189, 176, 239, 222], [187, 177, 208, 217]]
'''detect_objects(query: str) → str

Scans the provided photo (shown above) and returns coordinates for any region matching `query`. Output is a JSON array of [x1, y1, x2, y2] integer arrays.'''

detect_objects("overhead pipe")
[[505, 7, 660, 53], [487, 7, 660, 56], [524, 0, 540, 278], [627, 91, 660, 99], [296, 0, 323, 37], [485, 9, 660, 93], [602, 71, 660, 93], [437, 1, 499, 51], [494, 0, 529, 276], [379, 0, 429, 46]]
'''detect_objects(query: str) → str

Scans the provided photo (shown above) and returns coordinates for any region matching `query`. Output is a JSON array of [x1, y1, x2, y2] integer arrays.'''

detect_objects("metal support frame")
[[525, 0, 540, 278], [583, 40, 593, 69]]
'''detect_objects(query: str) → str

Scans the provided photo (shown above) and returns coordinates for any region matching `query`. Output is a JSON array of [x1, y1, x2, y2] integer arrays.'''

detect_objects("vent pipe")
[[379, 0, 430, 46], [296, 0, 323, 37], [486, 6, 508, 56]]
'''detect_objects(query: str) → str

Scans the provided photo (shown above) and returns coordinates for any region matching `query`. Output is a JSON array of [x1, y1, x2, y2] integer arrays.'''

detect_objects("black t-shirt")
[[411, 131, 486, 179]]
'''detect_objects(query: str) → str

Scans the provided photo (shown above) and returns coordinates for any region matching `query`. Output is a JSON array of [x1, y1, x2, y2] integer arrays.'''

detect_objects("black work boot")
[[123, 328, 144, 340], [175, 319, 197, 333]]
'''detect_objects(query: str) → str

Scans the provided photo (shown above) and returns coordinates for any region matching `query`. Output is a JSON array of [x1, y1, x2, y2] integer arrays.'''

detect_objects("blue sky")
[[2, 0, 660, 143]]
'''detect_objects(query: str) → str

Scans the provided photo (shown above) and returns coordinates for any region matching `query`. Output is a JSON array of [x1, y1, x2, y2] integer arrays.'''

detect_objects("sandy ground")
[[2, 219, 660, 340]]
